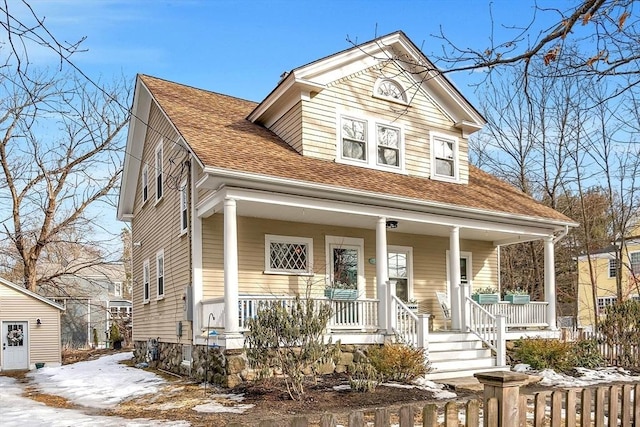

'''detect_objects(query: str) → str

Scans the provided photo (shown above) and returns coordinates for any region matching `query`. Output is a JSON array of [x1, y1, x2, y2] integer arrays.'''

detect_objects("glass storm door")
[[2, 321, 28, 370]]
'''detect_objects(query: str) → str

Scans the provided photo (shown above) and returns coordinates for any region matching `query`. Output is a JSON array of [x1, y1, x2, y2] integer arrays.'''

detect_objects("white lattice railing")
[[466, 296, 506, 366], [202, 295, 379, 332]]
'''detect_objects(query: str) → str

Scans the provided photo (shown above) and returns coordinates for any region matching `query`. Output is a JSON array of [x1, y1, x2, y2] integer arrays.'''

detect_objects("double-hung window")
[[339, 115, 403, 171], [630, 252, 640, 275], [142, 165, 149, 203], [156, 250, 164, 299], [597, 296, 617, 314], [431, 133, 459, 181], [265, 235, 313, 274], [143, 259, 150, 303], [180, 179, 188, 234], [609, 258, 619, 278], [155, 142, 163, 201]]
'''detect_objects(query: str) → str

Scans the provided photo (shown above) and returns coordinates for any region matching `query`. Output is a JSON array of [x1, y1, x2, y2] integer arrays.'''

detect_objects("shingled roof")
[[139, 74, 574, 224]]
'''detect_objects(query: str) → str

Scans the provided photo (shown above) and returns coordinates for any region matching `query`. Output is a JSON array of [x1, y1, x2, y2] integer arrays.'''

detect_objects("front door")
[[2, 321, 28, 370]]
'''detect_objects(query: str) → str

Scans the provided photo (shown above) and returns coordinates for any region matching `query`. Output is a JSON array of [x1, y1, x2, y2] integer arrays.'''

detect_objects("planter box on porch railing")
[[471, 293, 500, 304], [504, 294, 530, 304], [324, 288, 357, 300]]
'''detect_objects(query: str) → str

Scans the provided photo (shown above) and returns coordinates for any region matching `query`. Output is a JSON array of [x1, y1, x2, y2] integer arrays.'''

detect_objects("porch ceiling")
[[233, 199, 540, 244]]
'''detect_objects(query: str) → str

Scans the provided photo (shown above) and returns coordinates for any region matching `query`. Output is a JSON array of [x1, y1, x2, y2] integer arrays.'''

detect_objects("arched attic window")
[[373, 78, 408, 104]]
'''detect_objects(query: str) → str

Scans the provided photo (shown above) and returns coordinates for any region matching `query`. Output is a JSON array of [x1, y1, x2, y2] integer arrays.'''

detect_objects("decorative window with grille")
[[431, 133, 459, 181], [374, 79, 407, 103], [265, 235, 313, 274], [608, 258, 619, 278]]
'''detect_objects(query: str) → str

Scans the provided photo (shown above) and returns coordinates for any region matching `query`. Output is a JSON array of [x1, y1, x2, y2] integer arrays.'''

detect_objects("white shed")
[[0, 276, 64, 370]]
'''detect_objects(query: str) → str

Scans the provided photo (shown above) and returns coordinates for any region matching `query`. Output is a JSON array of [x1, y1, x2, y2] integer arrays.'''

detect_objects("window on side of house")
[[326, 236, 364, 295], [265, 235, 313, 274], [431, 133, 459, 181], [608, 258, 619, 278], [180, 179, 188, 234], [388, 246, 412, 303], [376, 124, 401, 167], [142, 164, 149, 203], [341, 116, 367, 162], [597, 296, 617, 314], [374, 79, 408, 103], [113, 282, 122, 297], [155, 141, 163, 201], [143, 259, 150, 303], [156, 250, 164, 299], [630, 251, 640, 275]]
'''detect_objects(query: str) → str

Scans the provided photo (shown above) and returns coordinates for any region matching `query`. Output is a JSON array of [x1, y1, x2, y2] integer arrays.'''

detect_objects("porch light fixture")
[[386, 220, 398, 229]]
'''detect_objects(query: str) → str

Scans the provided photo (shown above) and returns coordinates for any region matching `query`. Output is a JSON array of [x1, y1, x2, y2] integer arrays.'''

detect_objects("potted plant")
[[324, 280, 358, 300], [471, 287, 500, 304], [405, 298, 419, 312], [504, 288, 530, 304]]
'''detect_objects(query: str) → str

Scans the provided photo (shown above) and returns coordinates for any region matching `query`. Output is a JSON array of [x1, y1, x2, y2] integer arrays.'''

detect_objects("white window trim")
[[388, 245, 413, 301], [372, 78, 409, 105], [264, 234, 314, 275], [336, 112, 406, 173], [629, 251, 640, 275], [156, 249, 165, 300], [155, 140, 164, 203], [179, 179, 188, 235], [325, 235, 365, 297], [143, 259, 150, 304], [430, 132, 460, 183], [113, 281, 122, 297], [445, 250, 473, 290], [597, 295, 617, 314], [141, 164, 149, 204]]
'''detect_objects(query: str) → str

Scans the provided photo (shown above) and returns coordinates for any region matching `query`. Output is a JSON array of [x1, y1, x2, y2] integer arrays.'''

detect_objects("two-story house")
[[117, 31, 576, 383], [577, 222, 640, 330]]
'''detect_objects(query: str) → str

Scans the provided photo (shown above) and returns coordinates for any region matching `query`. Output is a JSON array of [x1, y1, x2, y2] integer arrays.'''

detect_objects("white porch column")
[[544, 236, 558, 330], [376, 217, 389, 332], [223, 198, 240, 336], [449, 226, 462, 330]]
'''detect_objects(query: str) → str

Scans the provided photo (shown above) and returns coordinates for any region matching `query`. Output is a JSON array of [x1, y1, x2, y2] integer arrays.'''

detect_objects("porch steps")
[[424, 332, 508, 381]]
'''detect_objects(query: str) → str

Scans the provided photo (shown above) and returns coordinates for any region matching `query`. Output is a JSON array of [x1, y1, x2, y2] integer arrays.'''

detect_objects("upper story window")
[[180, 179, 188, 234], [339, 115, 403, 172], [265, 235, 313, 275], [373, 78, 407, 104], [141, 164, 149, 203], [609, 258, 619, 278], [431, 133, 459, 182], [155, 141, 163, 201], [113, 282, 122, 297]]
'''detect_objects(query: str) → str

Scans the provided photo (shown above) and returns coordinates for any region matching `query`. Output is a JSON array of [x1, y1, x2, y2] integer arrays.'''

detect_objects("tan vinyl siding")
[[201, 216, 498, 328], [0, 284, 62, 367], [270, 102, 303, 154], [131, 103, 192, 343], [298, 64, 470, 184]]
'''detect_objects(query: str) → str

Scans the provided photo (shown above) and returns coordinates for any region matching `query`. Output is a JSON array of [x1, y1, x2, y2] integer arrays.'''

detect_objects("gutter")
[[553, 225, 570, 244]]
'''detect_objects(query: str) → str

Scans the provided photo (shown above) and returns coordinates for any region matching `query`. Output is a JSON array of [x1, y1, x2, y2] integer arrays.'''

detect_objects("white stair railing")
[[466, 296, 506, 366], [386, 281, 429, 349]]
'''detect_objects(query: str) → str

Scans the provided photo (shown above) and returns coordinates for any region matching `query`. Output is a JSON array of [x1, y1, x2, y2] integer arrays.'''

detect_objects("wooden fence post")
[[422, 403, 438, 427], [373, 408, 389, 427], [399, 405, 414, 426], [475, 371, 529, 426], [319, 413, 336, 427]]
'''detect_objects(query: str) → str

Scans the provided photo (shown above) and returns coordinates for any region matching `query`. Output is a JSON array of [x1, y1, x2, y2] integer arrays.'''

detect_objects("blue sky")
[[25, 0, 561, 103]]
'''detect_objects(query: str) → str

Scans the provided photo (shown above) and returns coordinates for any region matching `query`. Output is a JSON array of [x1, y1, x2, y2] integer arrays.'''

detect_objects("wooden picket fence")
[[226, 383, 640, 426], [578, 330, 640, 367]]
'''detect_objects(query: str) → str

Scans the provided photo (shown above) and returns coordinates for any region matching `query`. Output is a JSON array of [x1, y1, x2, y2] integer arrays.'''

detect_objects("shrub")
[[244, 295, 339, 400], [368, 342, 430, 383], [572, 338, 605, 369], [348, 362, 379, 392], [512, 338, 574, 372], [599, 300, 640, 367]]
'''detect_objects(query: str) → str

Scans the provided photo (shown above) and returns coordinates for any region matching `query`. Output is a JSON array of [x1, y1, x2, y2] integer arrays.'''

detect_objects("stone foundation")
[[132, 340, 378, 387]]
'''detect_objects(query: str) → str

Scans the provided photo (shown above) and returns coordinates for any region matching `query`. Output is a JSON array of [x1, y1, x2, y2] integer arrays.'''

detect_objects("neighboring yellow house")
[[117, 31, 576, 381], [577, 226, 640, 330]]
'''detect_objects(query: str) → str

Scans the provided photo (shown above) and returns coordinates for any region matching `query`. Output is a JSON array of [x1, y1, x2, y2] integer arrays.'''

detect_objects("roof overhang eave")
[[200, 166, 577, 232]]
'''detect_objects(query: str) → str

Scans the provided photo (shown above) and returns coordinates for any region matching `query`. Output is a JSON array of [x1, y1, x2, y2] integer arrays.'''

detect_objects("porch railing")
[[482, 301, 549, 328], [466, 296, 506, 366], [201, 295, 379, 332]]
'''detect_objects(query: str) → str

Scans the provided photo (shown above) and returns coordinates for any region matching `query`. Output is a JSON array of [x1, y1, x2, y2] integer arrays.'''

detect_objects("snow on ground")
[[514, 363, 640, 388], [27, 352, 165, 409], [0, 375, 189, 427]]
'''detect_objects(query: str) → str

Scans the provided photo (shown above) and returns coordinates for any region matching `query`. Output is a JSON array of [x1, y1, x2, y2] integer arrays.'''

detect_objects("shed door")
[[2, 321, 28, 370]]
